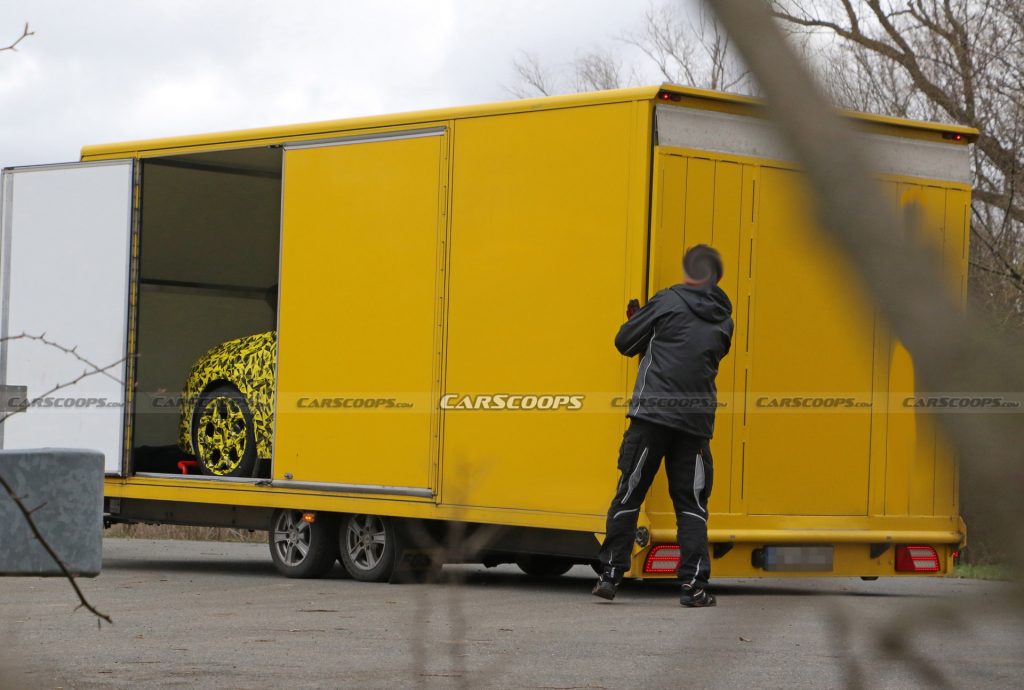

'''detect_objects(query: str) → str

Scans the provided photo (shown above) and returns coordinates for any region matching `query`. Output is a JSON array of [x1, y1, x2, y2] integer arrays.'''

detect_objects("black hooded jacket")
[[614, 283, 734, 438]]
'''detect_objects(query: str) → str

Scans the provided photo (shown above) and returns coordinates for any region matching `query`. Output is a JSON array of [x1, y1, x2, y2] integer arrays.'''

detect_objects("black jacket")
[[615, 283, 734, 438]]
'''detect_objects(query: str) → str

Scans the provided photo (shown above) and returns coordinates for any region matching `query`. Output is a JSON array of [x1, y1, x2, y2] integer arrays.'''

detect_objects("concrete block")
[[0, 448, 103, 576]]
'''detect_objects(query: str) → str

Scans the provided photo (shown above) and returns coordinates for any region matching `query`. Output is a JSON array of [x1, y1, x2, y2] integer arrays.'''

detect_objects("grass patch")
[[952, 563, 1015, 581], [105, 522, 266, 543]]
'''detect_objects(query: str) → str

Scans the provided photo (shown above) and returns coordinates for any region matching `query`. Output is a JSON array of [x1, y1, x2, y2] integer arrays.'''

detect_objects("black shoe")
[[591, 575, 618, 601], [680, 584, 716, 607]]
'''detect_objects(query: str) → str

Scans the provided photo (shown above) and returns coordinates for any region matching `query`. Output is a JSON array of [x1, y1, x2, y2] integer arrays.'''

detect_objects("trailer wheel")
[[268, 509, 338, 578], [516, 555, 575, 577], [340, 514, 396, 582], [192, 383, 257, 477]]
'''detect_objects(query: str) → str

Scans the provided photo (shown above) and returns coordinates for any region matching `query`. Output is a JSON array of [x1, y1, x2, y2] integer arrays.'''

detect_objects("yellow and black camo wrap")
[[178, 331, 277, 459]]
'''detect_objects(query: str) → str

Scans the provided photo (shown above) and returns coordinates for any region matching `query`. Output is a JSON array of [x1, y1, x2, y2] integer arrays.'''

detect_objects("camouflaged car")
[[179, 331, 276, 477]]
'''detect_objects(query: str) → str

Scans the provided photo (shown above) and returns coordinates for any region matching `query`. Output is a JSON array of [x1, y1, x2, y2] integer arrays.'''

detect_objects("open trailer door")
[[0, 160, 134, 476]]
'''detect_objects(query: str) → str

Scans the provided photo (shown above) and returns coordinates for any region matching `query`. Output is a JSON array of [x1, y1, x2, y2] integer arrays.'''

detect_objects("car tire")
[[268, 509, 339, 579], [339, 514, 397, 583], [191, 383, 257, 477], [516, 555, 575, 577]]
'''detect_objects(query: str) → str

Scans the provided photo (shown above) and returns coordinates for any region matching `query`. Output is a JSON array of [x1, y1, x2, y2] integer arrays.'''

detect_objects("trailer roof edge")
[[81, 83, 978, 160]]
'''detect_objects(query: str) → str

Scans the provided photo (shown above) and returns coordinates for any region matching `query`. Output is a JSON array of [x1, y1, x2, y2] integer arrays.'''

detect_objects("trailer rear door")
[[0, 161, 134, 475]]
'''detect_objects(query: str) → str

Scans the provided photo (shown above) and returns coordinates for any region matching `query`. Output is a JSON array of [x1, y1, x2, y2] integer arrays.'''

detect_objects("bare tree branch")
[[0, 333, 123, 626], [0, 356, 125, 427], [1, 332, 124, 384], [0, 473, 112, 626], [0, 23, 34, 53]]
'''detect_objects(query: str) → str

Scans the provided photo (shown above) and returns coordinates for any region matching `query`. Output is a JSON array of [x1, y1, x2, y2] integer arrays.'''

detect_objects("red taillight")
[[895, 545, 941, 572], [644, 545, 681, 574]]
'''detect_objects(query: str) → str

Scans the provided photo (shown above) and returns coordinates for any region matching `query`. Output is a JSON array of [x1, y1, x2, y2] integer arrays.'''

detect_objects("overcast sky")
[[0, 1, 697, 168]]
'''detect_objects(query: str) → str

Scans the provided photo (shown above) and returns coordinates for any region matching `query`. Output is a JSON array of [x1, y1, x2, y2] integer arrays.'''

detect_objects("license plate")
[[762, 545, 834, 572]]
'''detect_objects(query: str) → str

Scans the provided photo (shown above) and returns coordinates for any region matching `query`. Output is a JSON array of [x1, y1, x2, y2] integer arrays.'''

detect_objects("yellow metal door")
[[745, 166, 876, 516], [273, 129, 448, 493], [883, 182, 968, 518], [644, 150, 750, 523]]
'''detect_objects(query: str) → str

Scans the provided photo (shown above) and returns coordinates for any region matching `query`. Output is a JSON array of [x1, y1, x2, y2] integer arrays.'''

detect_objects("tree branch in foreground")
[[0, 338, 122, 626], [0, 473, 112, 626], [0, 23, 34, 53]]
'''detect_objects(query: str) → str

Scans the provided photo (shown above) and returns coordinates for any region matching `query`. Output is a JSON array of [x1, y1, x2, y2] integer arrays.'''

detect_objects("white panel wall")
[[0, 161, 133, 474]]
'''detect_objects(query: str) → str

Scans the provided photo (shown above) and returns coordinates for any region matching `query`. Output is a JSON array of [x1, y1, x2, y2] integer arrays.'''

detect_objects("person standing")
[[593, 244, 733, 607]]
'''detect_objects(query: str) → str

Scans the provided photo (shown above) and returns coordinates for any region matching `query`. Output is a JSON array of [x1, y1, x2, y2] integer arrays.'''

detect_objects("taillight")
[[644, 545, 681, 574], [895, 545, 941, 572]]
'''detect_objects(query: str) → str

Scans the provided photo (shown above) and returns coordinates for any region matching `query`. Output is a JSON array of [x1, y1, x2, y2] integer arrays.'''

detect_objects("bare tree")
[[770, 1, 1024, 334], [508, 2, 752, 97], [508, 51, 557, 98], [622, 2, 751, 92], [572, 47, 632, 93]]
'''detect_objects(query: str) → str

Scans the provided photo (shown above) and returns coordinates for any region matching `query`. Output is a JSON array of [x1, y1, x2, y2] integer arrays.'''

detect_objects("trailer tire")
[[516, 555, 575, 577], [339, 514, 396, 583], [191, 383, 257, 478], [268, 509, 339, 579]]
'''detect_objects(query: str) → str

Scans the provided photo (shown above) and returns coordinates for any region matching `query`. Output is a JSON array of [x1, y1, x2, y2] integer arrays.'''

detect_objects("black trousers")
[[598, 417, 713, 587]]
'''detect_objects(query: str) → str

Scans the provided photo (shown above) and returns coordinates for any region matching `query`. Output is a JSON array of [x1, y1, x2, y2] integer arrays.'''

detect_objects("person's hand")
[[626, 298, 640, 319]]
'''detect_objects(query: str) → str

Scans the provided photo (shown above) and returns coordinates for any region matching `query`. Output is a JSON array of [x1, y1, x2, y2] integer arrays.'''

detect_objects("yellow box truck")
[[0, 85, 973, 582]]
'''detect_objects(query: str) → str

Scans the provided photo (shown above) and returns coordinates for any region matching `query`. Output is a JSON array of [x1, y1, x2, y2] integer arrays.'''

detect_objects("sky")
[[0, 1, 692, 168]]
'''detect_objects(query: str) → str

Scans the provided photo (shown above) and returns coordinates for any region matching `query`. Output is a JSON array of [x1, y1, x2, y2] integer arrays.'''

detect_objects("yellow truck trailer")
[[0, 85, 974, 582]]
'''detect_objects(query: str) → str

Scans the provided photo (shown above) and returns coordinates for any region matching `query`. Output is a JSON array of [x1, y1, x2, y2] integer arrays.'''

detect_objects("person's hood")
[[670, 283, 733, 323]]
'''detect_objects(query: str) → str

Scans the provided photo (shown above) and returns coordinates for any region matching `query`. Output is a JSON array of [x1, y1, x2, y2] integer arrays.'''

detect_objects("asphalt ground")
[[1, 539, 1021, 689]]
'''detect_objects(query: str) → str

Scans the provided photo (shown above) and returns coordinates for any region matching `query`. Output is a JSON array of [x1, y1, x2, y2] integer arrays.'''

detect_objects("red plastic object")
[[178, 459, 199, 475]]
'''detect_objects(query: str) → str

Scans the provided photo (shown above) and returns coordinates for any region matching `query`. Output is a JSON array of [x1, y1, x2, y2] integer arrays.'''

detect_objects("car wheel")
[[339, 514, 396, 583], [516, 555, 575, 577], [192, 383, 257, 477], [268, 509, 339, 578]]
